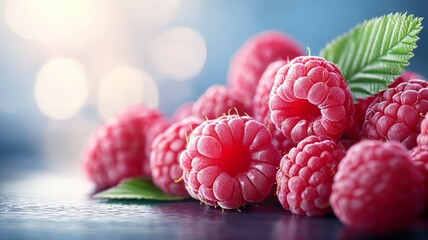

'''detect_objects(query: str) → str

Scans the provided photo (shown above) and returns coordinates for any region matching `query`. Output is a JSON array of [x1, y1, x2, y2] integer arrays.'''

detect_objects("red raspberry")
[[83, 104, 170, 190], [253, 60, 295, 153], [192, 85, 253, 120], [276, 135, 346, 216], [330, 140, 425, 233], [150, 116, 204, 196], [269, 56, 354, 144], [354, 71, 425, 131], [362, 79, 428, 149], [179, 115, 281, 209], [228, 30, 305, 97]]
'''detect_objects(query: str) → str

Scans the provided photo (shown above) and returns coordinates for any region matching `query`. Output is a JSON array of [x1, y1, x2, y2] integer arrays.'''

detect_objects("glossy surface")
[[1, 171, 428, 240]]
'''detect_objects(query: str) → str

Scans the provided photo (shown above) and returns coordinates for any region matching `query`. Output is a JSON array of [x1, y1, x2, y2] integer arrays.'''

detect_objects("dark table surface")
[[1, 166, 428, 240]]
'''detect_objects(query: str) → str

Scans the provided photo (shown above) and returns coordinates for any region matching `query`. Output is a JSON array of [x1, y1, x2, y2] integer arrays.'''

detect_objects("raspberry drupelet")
[[331, 140, 425, 233], [150, 116, 204, 196], [269, 56, 354, 144], [83, 104, 170, 191], [179, 115, 281, 209], [276, 135, 346, 216]]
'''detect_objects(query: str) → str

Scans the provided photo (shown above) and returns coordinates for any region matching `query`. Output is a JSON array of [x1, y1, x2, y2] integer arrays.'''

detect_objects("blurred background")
[[0, 0, 427, 179]]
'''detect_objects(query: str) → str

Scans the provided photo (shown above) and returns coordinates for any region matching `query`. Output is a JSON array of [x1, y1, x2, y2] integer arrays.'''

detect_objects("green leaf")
[[94, 178, 188, 201], [320, 12, 423, 99]]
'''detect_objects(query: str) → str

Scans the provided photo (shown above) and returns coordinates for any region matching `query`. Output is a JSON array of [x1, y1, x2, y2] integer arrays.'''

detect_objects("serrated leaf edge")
[[320, 12, 423, 99]]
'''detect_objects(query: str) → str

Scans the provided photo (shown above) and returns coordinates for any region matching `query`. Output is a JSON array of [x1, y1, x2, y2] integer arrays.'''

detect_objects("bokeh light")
[[35, 58, 88, 120], [97, 66, 159, 120], [121, 0, 181, 27], [151, 26, 207, 81], [4, 0, 101, 49]]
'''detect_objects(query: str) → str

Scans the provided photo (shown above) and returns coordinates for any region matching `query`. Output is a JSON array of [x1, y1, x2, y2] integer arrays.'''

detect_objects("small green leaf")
[[320, 12, 423, 99], [94, 178, 188, 201]]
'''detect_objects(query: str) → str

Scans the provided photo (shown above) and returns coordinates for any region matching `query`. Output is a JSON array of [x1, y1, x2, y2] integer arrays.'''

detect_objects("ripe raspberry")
[[228, 30, 305, 97], [362, 79, 428, 149], [150, 116, 204, 196], [83, 104, 170, 190], [179, 115, 281, 209], [192, 85, 253, 120], [330, 140, 425, 233], [354, 71, 425, 131], [253, 60, 295, 153], [269, 56, 354, 144], [276, 135, 346, 216]]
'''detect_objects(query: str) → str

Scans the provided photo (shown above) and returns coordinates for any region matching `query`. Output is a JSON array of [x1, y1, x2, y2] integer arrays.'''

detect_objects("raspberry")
[[83, 104, 170, 190], [330, 140, 425, 233], [276, 135, 346, 216], [179, 115, 281, 209], [354, 71, 425, 131], [228, 30, 304, 97], [362, 79, 428, 149], [192, 85, 253, 120], [269, 56, 354, 144], [253, 60, 295, 153], [150, 116, 204, 196]]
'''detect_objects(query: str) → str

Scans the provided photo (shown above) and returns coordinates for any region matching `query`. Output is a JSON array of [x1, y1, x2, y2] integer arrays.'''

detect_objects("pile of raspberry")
[[83, 30, 427, 234]]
